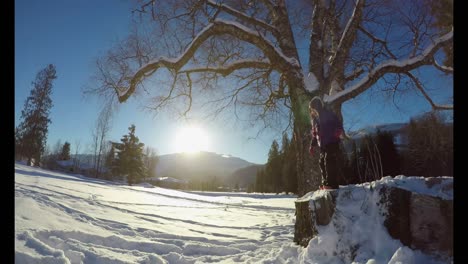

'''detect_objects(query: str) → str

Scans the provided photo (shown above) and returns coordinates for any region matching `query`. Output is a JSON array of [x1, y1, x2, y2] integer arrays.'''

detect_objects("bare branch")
[[117, 20, 297, 103], [433, 59, 453, 74], [344, 67, 364, 82], [206, 0, 278, 33], [405, 72, 453, 110], [308, 0, 325, 80], [358, 25, 397, 59], [132, 0, 154, 18], [330, 0, 365, 66], [327, 29, 453, 105], [258, 0, 275, 14]]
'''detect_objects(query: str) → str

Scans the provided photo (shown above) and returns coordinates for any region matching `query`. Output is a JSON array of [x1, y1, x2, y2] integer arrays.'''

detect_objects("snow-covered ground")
[[15, 163, 452, 263]]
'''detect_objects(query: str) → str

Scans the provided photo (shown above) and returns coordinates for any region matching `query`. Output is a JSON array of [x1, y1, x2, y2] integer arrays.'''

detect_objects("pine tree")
[[346, 140, 361, 184], [402, 112, 453, 177], [60, 142, 71, 160], [280, 133, 290, 194], [114, 125, 146, 185], [266, 140, 281, 193], [258, 134, 299, 194], [374, 130, 400, 177], [280, 133, 298, 194], [16, 64, 57, 165], [255, 169, 265, 193]]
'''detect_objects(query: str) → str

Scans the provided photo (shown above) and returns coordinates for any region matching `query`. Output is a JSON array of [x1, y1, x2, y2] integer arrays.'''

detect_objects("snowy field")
[[15, 163, 299, 263], [15, 163, 452, 263]]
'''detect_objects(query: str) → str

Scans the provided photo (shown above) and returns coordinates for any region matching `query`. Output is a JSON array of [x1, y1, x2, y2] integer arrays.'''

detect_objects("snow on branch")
[[344, 67, 364, 82], [117, 19, 295, 103], [179, 60, 272, 76], [330, 0, 364, 66], [304, 72, 319, 92], [325, 29, 453, 105], [206, 0, 278, 34], [433, 59, 453, 74]]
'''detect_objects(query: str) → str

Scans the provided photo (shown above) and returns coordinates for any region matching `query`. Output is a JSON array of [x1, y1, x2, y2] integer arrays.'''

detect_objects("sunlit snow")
[[15, 163, 451, 263]]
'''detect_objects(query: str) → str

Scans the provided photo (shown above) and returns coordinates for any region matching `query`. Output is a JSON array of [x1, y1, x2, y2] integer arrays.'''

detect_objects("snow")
[[15, 163, 451, 263], [325, 29, 453, 105], [299, 177, 452, 264], [329, 79, 342, 95], [153, 177, 188, 184], [304, 72, 319, 92], [215, 19, 300, 67]]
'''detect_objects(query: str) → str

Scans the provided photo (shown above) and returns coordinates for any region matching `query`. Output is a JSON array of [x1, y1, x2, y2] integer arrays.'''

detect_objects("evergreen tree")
[[60, 141, 71, 160], [257, 134, 299, 194], [255, 169, 266, 193], [114, 125, 146, 185], [280, 133, 298, 194], [265, 140, 281, 193], [346, 140, 361, 185], [15, 128, 21, 160], [286, 135, 298, 194], [402, 112, 453, 177], [374, 130, 400, 177], [15, 64, 57, 165], [280, 133, 290, 194]]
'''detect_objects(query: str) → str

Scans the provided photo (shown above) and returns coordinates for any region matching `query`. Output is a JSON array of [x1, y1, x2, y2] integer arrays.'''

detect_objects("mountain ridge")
[[155, 151, 257, 182]]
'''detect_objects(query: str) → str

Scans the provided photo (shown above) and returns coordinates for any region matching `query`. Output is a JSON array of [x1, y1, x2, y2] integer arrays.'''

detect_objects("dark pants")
[[319, 142, 340, 188]]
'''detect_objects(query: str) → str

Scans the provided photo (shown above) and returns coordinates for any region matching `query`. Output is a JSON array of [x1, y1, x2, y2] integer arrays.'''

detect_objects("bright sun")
[[174, 126, 210, 153]]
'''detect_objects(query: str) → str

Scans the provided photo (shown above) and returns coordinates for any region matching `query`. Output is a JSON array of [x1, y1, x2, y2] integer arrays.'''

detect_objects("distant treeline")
[[255, 111, 453, 194]]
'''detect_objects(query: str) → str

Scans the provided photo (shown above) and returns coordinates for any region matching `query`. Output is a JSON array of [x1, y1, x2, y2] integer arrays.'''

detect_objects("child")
[[309, 96, 344, 189]]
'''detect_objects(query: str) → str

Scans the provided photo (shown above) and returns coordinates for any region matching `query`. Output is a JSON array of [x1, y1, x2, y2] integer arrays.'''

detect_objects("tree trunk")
[[288, 74, 322, 196], [270, 2, 323, 196]]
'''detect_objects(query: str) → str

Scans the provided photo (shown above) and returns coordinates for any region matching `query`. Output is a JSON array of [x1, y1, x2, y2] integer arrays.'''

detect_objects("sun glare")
[[174, 126, 210, 154]]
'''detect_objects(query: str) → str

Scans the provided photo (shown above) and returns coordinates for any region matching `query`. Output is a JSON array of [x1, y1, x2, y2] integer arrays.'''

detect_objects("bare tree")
[[357, 136, 383, 183], [73, 139, 82, 172], [143, 146, 159, 180], [87, 0, 452, 195], [91, 106, 113, 178], [52, 139, 63, 159]]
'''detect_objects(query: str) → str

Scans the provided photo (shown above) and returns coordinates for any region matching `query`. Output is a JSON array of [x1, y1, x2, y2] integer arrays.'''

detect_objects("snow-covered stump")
[[294, 190, 338, 247], [293, 198, 316, 247], [294, 177, 453, 257]]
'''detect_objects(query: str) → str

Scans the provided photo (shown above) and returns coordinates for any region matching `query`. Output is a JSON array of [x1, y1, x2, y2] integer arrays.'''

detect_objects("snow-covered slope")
[[15, 163, 452, 263], [15, 163, 296, 263]]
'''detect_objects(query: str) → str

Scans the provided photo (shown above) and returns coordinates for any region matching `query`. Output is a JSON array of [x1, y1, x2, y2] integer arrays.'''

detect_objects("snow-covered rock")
[[294, 176, 453, 263]]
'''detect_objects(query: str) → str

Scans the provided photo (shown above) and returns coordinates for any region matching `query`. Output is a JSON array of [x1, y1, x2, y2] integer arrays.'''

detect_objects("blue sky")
[[15, 0, 453, 164]]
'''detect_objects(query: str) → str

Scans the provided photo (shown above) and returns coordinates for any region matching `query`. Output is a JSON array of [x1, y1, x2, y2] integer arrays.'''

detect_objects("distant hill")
[[348, 123, 408, 150], [156, 151, 257, 182], [226, 164, 265, 188], [348, 123, 407, 140]]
